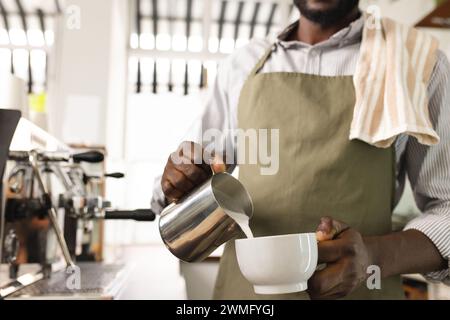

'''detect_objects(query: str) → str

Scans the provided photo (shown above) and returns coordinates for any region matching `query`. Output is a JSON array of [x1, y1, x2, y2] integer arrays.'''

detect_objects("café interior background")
[[0, 0, 449, 299]]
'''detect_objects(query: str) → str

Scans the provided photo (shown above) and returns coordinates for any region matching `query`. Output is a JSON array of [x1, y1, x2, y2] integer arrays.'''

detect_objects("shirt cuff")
[[404, 213, 450, 284], [150, 174, 167, 215]]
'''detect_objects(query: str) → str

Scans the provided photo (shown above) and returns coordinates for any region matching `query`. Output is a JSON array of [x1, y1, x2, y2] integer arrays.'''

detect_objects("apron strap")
[[250, 43, 277, 77]]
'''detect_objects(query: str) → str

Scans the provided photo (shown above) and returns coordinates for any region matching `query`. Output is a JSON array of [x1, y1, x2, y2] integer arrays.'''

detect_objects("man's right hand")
[[161, 141, 226, 203]]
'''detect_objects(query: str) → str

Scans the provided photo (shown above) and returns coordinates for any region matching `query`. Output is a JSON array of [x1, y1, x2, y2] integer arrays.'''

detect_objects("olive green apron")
[[213, 45, 405, 300]]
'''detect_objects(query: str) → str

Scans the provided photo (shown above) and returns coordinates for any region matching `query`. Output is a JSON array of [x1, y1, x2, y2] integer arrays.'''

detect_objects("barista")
[[152, 0, 450, 299]]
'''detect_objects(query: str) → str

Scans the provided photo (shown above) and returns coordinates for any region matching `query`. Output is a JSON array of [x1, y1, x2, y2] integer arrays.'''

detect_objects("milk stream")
[[225, 210, 254, 239], [214, 189, 254, 238]]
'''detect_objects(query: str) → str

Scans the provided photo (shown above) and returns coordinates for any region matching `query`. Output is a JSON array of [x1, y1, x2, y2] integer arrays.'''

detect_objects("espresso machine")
[[0, 111, 155, 299]]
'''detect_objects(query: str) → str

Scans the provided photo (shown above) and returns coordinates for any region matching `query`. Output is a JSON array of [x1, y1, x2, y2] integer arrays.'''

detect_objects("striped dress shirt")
[[151, 16, 450, 283]]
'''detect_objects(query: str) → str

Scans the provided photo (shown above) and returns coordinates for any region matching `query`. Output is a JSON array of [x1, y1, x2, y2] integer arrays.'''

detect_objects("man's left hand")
[[308, 217, 374, 300]]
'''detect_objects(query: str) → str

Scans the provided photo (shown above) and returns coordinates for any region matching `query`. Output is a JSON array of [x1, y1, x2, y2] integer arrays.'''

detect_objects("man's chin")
[[295, 0, 360, 27]]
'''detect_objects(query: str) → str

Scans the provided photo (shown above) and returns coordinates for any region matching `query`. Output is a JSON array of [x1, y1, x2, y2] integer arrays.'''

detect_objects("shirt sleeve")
[[403, 50, 450, 284]]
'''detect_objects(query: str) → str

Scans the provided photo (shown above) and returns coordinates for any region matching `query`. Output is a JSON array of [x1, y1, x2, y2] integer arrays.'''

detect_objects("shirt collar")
[[276, 13, 365, 49]]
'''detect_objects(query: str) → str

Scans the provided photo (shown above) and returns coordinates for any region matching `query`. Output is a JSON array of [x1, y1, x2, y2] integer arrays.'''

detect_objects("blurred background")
[[0, 0, 449, 299]]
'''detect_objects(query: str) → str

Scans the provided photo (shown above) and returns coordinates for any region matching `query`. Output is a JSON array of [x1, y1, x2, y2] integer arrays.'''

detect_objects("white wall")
[[48, 0, 128, 149], [106, 0, 129, 160]]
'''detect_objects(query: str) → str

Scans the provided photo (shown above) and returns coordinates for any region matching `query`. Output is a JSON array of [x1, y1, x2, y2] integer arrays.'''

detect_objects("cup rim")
[[235, 232, 316, 243]]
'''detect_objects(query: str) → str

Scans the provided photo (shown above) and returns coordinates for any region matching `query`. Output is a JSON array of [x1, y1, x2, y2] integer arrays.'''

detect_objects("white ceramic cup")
[[235, 233, 318, 295]]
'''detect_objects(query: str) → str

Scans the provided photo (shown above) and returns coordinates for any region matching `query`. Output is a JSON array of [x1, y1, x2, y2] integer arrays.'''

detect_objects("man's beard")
[[294, 0, 360, 27]]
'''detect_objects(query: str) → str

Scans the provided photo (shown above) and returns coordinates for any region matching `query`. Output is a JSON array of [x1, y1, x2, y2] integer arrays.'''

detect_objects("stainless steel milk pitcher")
[[159, 172, 253, 262]]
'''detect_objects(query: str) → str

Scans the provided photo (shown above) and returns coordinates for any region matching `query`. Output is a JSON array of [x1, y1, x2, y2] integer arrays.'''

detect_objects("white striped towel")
[[350, 14, 440, 148]]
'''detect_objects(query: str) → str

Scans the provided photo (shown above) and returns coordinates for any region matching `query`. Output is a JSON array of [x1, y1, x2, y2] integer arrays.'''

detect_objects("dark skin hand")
[[309, 217, 447, 299], [162, 141, 226, 203]]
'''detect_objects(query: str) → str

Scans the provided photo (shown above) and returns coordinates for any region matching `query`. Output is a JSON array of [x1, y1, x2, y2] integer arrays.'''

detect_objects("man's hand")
[[308, 217, 374, 300], [161, 141, 226, 203]]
